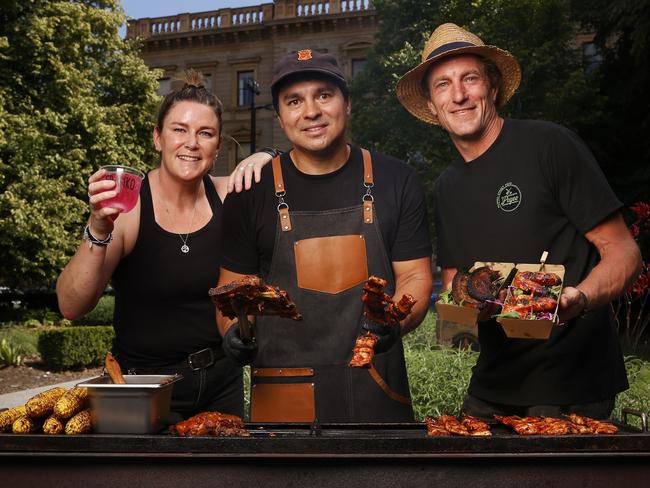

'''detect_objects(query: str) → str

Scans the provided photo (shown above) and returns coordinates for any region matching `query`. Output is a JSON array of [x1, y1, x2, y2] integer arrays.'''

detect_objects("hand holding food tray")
[[209, 276, 302, 342]]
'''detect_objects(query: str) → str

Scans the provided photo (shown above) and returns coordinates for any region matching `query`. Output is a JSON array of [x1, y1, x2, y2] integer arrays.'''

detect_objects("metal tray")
[[77, 374, 181, 434]]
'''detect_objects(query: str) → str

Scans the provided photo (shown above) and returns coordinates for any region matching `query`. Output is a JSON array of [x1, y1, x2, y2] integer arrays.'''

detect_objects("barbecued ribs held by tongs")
[[349, 276, 416, 368], [209, 276, 302, 343]]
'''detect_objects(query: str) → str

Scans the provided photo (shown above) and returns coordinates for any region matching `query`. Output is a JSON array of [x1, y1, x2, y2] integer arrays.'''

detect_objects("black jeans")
[[117, 353, 244, 420], [461, 393, 616, 420]]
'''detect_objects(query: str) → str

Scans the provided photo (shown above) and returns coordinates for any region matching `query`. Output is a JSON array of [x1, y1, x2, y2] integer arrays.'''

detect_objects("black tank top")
[[112, 174, 222, 367]]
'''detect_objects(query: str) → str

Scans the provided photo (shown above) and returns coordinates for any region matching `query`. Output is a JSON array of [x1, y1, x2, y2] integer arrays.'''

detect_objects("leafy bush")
[[23, 307, 61, 326], [0, 325, 39, 355], [404, 312, 478, 419], [0, 338, 24, 366], [74, 295, 115, 326], [38, 326, 114, 370], [615, 356, 650, 426]]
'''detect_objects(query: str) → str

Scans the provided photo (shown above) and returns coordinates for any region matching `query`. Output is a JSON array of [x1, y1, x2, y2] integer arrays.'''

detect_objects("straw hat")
[[396, 23, 521, 125]]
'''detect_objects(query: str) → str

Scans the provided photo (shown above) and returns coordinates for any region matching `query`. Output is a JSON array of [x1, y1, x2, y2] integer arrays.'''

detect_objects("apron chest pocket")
[[294, 235, 368, 294]]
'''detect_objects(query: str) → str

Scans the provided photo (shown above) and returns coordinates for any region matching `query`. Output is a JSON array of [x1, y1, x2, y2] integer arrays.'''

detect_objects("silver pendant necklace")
[[158, 171, 199, 254]]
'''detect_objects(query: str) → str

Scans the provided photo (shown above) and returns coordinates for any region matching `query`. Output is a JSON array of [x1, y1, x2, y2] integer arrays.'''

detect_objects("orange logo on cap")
[[297, 50, 312, 61]]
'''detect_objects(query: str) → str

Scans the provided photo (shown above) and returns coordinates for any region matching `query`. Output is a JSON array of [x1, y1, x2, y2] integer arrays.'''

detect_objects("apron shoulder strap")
[[361, 148, 374, 225], [271, 156, 292, 232]]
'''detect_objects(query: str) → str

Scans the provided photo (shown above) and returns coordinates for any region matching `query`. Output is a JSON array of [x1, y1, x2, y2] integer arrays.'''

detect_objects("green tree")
[[350, 0, 605, 241], [570, 0, 650, 206], [0, 0, 160, 288]]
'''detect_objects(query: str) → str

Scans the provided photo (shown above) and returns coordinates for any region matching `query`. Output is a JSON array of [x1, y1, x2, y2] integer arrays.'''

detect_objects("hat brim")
[[396, 45, 521, 125], [271, 68, 348, 95]]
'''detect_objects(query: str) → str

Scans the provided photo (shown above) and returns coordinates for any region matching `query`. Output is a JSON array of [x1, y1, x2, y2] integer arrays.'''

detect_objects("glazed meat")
[[350, 276, 415, 368], [512, 271, 562, 296], [567, 413, 618, 434], [461, 414, 492, 436], [348, 333, 379, 368], [451, 270, 480, 308], [170, 412, 249, 437], [209, 276, 302, 320], [467, 266, 502, 301], [425, 415, 492, 437], [495, 414, 618, 435], [502, 294, 557, 315]]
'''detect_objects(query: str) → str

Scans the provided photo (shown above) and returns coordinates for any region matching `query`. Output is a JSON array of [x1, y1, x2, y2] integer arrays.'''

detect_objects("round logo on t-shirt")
[[496, 182, 522, 212]]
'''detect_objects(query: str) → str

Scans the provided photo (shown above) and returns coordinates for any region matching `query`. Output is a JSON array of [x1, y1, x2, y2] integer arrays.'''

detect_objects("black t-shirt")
[[221, 145, 432, 276], [434, 118, 628, 405]]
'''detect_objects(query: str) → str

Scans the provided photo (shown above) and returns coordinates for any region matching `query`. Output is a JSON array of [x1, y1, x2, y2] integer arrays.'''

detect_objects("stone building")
[[127, 0, 378, 175]]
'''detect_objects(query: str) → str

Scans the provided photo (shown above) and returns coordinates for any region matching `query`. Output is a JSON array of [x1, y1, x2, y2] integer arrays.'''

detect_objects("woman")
[[57, 71, 264, 419]]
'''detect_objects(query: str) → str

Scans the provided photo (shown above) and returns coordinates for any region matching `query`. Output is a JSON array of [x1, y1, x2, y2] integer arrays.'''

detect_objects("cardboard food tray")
[[496, 263, 565, 340], [435, 262, 514, 327]]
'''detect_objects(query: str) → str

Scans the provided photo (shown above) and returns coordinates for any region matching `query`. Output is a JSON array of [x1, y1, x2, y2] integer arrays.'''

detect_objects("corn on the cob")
[[25, 387, 67, 418], [53, 387, 88, 419], [43, 414, 65, 435], [65, 409, 92, 435], [12, 415, 41, 434], [0, 405, 27, 432]]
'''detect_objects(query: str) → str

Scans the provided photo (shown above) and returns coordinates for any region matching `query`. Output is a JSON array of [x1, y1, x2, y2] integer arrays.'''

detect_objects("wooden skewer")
[[104, 352, 126, 384], [539, 250, 549, 272]]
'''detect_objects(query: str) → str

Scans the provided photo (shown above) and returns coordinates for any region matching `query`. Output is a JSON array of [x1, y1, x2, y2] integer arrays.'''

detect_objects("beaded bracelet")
[[83, 224, 113, 249]]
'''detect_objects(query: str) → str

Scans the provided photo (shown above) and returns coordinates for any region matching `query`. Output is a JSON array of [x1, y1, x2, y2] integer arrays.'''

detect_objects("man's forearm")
[[577, 239, 642, 309]]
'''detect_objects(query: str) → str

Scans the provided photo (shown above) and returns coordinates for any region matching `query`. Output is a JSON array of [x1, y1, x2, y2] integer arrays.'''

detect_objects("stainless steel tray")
[[77, 374, 181, 434]]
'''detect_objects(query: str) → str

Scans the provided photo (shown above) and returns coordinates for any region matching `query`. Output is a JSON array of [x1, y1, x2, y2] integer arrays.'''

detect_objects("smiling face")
[[425, 54, 500, 144], [276, 77, 350, 160], [153, 100, 221, 180]]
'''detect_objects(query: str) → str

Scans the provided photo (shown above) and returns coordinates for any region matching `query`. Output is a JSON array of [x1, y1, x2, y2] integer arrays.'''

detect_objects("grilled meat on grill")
[[425, 415, 492, 437], [170, 412, 249, 437], [567, 413, 618, 434], [495, 414, 618, 435]]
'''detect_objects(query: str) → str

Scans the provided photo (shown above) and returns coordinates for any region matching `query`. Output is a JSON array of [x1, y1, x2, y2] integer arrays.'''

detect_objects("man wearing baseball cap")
[[397, 23, 641, 418], [216, 50, 433, 422]]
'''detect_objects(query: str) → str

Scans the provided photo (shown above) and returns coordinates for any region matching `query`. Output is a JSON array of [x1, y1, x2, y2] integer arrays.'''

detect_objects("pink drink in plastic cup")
[[98, 165, 144, 213]]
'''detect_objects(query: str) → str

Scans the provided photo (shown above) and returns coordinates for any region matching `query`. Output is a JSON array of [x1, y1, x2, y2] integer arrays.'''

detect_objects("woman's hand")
[[87, 168, 121, 239], [227, 152, 273, 193]]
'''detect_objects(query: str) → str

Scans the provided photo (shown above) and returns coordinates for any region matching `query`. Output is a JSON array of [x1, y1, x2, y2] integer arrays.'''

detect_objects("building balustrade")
[[127, 0, 374, 38]]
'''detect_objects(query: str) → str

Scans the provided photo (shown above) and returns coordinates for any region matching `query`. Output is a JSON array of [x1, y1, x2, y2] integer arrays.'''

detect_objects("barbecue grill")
[[2, 409, 649, 487]]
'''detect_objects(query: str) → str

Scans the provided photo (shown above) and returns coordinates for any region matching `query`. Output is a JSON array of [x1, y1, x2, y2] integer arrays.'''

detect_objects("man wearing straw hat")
[[396, 23, 642, 418]]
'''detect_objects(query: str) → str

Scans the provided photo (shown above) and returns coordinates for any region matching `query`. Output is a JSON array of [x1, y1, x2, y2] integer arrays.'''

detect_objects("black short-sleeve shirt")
[[434, 118, 628, 405], [221, 145, 432, 277]]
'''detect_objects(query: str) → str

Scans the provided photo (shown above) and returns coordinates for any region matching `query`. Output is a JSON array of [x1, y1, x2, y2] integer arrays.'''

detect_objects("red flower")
[[630, 268, 650, 298], [630, 202, 650, 224]]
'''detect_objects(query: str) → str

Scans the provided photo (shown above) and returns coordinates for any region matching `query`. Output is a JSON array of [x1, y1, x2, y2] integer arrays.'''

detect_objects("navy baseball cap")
[[271, 50, 348, 110]]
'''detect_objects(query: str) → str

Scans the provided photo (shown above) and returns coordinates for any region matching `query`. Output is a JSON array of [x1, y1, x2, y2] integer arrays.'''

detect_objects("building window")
[[582, 42, 603, 74], [351, 58, 367, 77], [237, 71, 254, 106], [157, 78, 171, 96]]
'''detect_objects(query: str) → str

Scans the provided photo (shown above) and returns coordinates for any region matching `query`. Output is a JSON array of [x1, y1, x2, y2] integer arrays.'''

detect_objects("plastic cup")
[[98, 165, 144, 213]]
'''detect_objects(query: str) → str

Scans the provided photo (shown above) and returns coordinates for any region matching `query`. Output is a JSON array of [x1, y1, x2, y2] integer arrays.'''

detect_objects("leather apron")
[[250, 149, 413, 423]]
